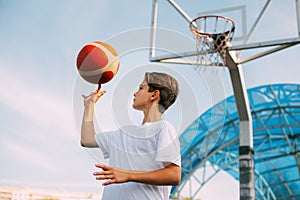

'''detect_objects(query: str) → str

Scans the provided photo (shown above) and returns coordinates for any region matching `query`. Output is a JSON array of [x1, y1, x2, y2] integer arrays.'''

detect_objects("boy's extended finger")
[[93, 170, 111, 176], [97, 90, 106, 95], [95, 163, 109, 170], [95, 174, 114, 180], [102, 179, 115, 186]]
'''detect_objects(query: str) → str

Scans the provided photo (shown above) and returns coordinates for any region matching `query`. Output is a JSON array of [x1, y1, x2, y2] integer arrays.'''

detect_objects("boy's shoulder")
[[118, 120, 176, 137]]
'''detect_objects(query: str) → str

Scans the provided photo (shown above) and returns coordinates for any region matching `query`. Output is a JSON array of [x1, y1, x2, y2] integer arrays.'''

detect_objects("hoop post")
[[226, 51, 255, 200]]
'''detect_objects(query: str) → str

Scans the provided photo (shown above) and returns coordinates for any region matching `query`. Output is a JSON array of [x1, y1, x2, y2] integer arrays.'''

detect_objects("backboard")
[[150, 0, 300, 66]]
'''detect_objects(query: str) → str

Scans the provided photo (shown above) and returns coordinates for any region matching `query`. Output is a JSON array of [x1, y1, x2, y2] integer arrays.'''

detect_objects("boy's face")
[[132, 80, 153, 111]]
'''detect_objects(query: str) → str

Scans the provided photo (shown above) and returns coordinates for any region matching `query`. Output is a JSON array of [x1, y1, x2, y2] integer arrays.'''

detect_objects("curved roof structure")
[[171, 84, 300, 200]]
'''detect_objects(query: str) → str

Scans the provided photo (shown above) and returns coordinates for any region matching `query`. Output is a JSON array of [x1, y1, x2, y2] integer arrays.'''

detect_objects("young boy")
[[81, 72, 181, 200]]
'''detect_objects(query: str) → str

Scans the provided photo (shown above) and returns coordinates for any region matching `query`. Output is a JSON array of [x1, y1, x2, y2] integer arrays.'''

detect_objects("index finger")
[[95, 90, 106, 96], [95, 163, 110, 170]]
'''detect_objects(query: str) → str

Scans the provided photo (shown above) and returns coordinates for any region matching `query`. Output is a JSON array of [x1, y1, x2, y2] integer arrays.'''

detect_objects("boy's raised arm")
[[81, 90, 106, 147]]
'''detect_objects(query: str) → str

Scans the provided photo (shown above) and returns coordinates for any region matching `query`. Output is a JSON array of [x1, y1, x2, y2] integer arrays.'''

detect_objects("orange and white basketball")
[[76, 41, 120, 85]]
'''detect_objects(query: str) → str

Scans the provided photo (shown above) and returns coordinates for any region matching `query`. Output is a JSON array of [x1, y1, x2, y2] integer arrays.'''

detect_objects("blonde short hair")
[[144, 72, 179, 113]]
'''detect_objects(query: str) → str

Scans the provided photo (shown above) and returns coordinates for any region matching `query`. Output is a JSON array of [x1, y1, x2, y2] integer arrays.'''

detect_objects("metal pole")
[[237, 43, 297, 64], [166, 0, 193, 23], [226, 51, 255, 200], [150, 0, 158, 59], [296, 0, 300, 36]]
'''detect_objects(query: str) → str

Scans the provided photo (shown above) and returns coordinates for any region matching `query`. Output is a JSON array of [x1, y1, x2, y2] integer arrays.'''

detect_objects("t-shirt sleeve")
[[94, 131, 113, 159], [155, 121, 181, 167]]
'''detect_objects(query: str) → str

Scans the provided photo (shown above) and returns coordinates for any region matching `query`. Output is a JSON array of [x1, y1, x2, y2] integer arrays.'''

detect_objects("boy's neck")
[[142, 105, 162, 124]]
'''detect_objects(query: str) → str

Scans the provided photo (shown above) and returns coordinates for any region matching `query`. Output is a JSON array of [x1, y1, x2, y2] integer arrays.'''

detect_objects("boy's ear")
[[151, 90, 160, 101]]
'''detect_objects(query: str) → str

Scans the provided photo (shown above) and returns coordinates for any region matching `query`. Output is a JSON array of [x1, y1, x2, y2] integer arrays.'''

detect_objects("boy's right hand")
[[82, 90, 106, 107]]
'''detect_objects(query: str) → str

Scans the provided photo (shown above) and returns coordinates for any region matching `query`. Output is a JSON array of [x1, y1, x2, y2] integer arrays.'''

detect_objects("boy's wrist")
[[127, 171, 134, 182], [84, 101, 95, 108], [83, 104, 95, 122]]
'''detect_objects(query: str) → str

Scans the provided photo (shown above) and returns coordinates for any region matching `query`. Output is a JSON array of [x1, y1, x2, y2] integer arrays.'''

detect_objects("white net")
[[190, 15, 235, 67]]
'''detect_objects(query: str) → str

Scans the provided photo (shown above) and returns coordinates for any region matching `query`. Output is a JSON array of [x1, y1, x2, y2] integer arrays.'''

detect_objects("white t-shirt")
[[94, 119, 181, 200]]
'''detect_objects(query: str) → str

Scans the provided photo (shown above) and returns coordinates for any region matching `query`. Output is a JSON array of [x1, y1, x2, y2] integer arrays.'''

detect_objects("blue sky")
[[0, 0, 299, 199]]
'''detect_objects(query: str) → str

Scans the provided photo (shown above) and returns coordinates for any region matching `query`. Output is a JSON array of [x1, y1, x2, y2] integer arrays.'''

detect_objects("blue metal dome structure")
[[171, 84, 300, 200]]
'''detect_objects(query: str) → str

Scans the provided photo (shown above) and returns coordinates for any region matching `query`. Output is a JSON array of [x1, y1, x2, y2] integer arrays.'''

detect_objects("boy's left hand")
[[93, 164, 130, 186]]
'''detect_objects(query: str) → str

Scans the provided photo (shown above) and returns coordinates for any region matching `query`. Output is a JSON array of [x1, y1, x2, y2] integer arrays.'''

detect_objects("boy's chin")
[[132, 105, 144, 112], [132, 104, 139, 110]]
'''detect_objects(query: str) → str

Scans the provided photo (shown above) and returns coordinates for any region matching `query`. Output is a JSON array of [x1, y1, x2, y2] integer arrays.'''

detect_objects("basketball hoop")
[[190, 15, 235, 67]]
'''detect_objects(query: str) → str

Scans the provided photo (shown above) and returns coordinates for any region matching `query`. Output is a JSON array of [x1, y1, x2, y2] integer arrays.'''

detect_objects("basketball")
[[76, 41, 120, 85]]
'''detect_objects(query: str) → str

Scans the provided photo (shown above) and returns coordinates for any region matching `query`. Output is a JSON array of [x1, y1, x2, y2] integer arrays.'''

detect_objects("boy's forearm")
[[81, 104, 97, 147], [83, 103, 95, 122], [95, 162, 181, 186], [129, 164, 181, 186]]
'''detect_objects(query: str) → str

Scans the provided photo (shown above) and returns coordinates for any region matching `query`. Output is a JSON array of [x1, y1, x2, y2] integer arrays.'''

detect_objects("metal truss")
[[171, 84, 300, 200]]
